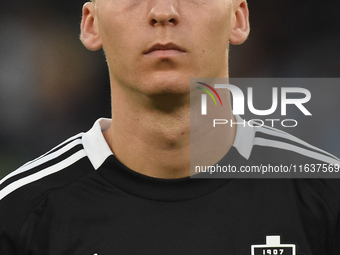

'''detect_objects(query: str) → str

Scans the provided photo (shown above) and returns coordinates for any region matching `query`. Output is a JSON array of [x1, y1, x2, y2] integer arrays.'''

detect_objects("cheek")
[[207, 7, 232, 47], [188, 2, 232, 46], [98, 18, 124, 53], [97, 5, 138, 56], [194, 11, 232, 57], [189, 6, 232, 76], [98, 19, 139, 75]]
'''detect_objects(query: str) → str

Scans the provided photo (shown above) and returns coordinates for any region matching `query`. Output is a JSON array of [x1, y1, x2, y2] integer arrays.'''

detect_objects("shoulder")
[[0, 117, 113, 207], [0, 118, 113, 250], [0, 133, 94, 242], [239, 123, 340, 215], [240, 123, 340, 165], [232, 118, 340, 180]]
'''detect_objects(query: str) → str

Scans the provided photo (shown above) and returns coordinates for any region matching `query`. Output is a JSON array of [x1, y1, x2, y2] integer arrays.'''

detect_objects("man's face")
[[92, 0, 236, 96]]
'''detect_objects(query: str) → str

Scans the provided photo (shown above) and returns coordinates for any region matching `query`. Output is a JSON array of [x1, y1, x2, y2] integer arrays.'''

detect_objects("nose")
[[148, 0, 180, 26]]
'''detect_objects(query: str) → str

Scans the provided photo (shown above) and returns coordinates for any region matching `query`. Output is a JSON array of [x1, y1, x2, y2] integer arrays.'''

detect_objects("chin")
[[140, 72, 191, 96]]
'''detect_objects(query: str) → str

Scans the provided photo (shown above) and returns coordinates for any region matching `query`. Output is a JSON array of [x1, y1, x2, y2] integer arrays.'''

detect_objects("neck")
[[103, 81, 236, 179]]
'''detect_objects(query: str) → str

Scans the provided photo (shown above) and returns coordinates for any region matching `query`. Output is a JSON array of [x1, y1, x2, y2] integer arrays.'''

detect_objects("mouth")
[[143, 43, 186, 57]]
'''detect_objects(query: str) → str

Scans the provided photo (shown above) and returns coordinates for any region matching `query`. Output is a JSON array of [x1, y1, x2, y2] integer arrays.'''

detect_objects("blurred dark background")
[[1, 0, 339, 178]]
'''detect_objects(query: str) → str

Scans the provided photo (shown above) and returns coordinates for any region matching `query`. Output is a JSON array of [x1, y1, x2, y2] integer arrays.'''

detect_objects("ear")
[[229, 0, 250, 45], [80, 2, 102, 51]]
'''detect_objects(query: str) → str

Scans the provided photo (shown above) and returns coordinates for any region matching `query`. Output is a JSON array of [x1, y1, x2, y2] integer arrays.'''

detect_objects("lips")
[[144, 43, 186, 55]]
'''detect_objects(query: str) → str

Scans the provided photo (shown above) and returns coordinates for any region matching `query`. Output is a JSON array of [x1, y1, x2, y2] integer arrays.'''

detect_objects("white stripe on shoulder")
[[0, 137, 84, 186], [20, 133, 84, 168], [254, 137, 340, 165], [255, 126, 340, 161], [0, 149, 87, 201], [232, 115, 256, 160]]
